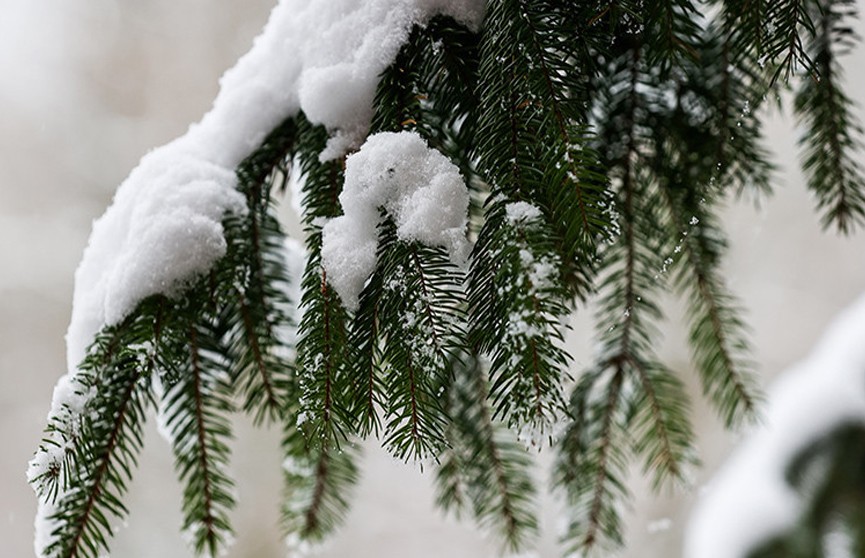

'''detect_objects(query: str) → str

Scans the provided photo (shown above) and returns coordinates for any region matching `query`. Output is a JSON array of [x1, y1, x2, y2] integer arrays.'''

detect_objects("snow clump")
[[505, 201, 543, 225], [192, 0, 485, 164], [321, 131, 470, 311]]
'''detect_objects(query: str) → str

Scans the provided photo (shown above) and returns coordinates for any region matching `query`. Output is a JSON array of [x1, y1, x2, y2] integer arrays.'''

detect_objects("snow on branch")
[[321, 130, 470, 311], [198, 0, 484, 164], [30, 0, 483, 553], [685, 292, 865, 558], [41, 0, 484, 447], [64, 0, 483, 388]]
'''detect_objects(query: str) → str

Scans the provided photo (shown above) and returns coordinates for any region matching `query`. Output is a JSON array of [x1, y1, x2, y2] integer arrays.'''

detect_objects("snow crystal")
[[685, 292, 865, 558], [321, 131, 470, 311]]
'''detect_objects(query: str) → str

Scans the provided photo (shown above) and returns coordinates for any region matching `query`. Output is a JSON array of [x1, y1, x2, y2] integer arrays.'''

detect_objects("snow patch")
[[68, 150, 245, 368], [196, 0, 484, 163], [685, 292, 865, 558], [321, 131, 470, 311], [49, 0, 486, 431], [505, 201, 543, 225]]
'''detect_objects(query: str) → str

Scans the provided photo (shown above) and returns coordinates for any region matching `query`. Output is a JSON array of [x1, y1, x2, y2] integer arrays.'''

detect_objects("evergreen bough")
[[29, 1, 865, 557]]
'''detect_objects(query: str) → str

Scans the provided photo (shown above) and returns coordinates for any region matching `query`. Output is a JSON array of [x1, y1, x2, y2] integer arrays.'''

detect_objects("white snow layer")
[[196, 0, 484, 164], [31, 0, 484, 555], [64, 0, 483, 371], [685, 292, 865, 558], [321, 131, 470, 311]]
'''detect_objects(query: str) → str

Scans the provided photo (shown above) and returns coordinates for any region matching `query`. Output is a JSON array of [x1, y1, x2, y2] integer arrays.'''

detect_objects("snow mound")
[[321, 131, 470, 311]]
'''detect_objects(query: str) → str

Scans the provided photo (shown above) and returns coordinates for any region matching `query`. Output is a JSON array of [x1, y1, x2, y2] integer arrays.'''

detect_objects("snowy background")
[[2, 1, 865, 556]]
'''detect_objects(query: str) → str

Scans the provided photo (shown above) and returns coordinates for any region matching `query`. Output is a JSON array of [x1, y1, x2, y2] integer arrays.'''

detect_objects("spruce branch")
[[654, 148, 761, 427], [160, 319, 236, 557], [686, 24, 776, 197], [795, 0, 865, 233], [281, 426, 359, 546], [766, 0, 818, 83], [475, 0, 610, 297], [37, 315, 157, 558], [468, 200, 570, 434], [222, 207, 297, 425], [292, 118, 354, 449], [228, 291, 285, 420], [370, 16, 482, 195], [556, 368, 629, 555], [295, 259, 352, 447], [269, 114, 362, 547], [223, 118, 298, 424], [720, 0, 770, 58], [344, 268, 386, 437], [643, 0, 702, 66], [625, 358, 695, 489], [29, 3, 865, 557], [376, 225, 465, 461], [436, 353, 538, 552], [671, 206, 760, 426], [30, 325, 128, 508]]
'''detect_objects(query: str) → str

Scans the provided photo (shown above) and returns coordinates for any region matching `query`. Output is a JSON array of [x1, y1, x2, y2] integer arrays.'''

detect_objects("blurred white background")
[[2, 1, 865, 556]]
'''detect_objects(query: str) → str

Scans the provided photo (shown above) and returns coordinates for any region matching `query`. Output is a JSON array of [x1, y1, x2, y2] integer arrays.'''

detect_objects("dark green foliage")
[[555, 368, 630, 554], [287, 113, 360, 543], [30, 1, 865, 557], [34, 319, 155, 558], [370, 16, 488, 229], [375, 237, 465, 461], [668, 201, 761, 427], [30, 118, 303, 557], [280, 425, 360, 545], [294, 249, 353, 446], [767, 0, 819, 82], [223, 119, 298, 425], [468, 199, 570, 433], [643, 0, 702, 67], [159, 319, 236, 557], [436, 353, 538, 551], [795, 0, 865, 233], [473, 0, 611, 298]]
